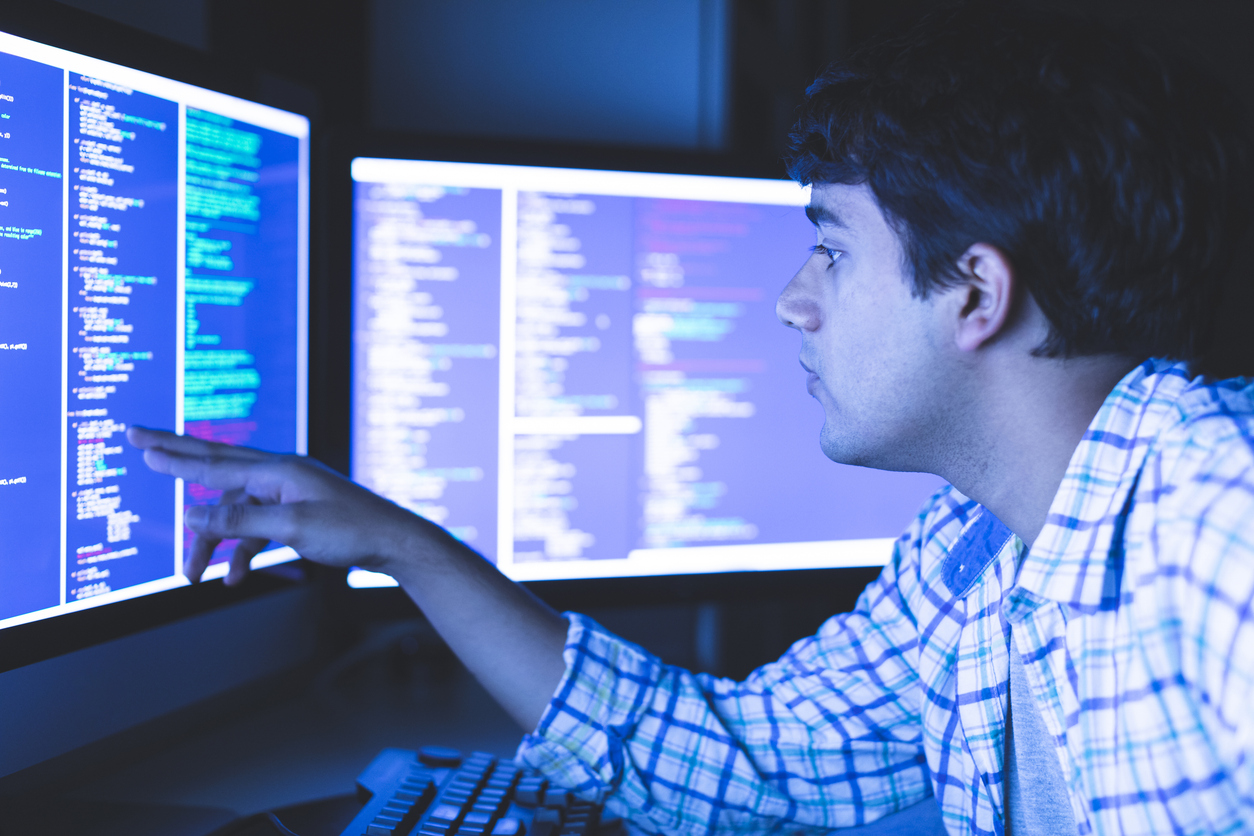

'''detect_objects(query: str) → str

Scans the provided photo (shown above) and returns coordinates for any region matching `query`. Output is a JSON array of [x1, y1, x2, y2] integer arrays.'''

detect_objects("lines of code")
[[0, 51, 66, 619], [64, 74, 178, 601], [352, 184, 501, 553], [511, 192, 634, 562], [180, 110, 302, 566], [0, 40, 305, 625]]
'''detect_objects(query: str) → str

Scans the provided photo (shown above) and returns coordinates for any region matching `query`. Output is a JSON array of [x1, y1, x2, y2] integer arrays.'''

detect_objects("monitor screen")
[[349, 158, 944, 586], [0, 30, 309, 630]]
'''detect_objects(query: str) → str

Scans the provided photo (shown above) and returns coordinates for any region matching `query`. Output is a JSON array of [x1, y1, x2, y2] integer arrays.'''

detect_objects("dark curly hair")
[[785, 3, 1254, 361]]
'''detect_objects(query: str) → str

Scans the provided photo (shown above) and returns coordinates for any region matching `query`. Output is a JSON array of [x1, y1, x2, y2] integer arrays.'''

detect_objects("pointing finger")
[[143, 448, 277, 493], [185, 501, 299, 548], [226, 537, 272, 586], [128, 426, 270, 461], [184, 531, 221, 583]]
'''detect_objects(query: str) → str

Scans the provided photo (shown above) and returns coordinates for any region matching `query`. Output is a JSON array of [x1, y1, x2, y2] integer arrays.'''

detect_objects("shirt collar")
[[1014, 359, 1198, 612]]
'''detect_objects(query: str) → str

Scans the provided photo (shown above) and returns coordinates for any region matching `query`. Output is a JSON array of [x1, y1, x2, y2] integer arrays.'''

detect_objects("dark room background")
[[50, 0, 1254, 677], [54, 1, 1254, 165]]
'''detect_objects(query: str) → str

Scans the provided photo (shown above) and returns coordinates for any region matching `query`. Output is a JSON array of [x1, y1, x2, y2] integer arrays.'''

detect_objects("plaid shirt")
[[516, 360, 1254, 836]]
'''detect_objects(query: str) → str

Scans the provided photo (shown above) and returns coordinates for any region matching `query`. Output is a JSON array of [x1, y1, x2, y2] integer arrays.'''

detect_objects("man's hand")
[[128, 426, 451, 585], [128, 425, 568, 730]]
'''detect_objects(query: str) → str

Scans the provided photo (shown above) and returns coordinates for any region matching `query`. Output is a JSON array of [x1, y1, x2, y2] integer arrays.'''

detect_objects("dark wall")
[[58, 0, 1254, 161], [57, 0, 207, 49]]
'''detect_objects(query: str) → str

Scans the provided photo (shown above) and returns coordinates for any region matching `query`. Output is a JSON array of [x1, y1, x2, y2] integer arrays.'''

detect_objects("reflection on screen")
[[350, 160, 944, 584], [0, 31, 308, 629]]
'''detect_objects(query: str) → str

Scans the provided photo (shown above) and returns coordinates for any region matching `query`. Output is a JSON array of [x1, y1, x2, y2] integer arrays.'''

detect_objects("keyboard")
[[339, 746, 614, 836]]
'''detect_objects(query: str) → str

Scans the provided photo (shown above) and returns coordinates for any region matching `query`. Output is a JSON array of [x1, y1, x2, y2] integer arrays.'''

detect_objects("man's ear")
[[951, 243, 1015, 352]]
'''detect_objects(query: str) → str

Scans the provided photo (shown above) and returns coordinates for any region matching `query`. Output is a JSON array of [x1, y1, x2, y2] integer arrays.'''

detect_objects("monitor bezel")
[[0, 1, 320, 670]]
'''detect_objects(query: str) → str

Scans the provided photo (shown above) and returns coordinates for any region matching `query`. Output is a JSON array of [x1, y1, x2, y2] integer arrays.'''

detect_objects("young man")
[[129, 6, 1254, 835]]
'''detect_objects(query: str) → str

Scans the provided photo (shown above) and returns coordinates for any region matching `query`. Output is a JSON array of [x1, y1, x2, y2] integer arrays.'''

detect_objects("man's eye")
[[810, 244, 839, 263]]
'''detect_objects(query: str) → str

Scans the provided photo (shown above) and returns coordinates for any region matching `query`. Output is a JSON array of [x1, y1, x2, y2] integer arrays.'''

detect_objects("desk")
[[6, 650, 523, 836]]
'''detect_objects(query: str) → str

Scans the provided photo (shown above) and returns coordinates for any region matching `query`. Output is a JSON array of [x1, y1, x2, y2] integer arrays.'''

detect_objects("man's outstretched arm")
[[127, 426, 567, 731]]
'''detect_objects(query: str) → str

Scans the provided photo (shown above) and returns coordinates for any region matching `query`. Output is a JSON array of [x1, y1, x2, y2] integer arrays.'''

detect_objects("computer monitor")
[[348, 159, 944, 588], [0, 8, 315, 784], [0, 29, 309, 626]]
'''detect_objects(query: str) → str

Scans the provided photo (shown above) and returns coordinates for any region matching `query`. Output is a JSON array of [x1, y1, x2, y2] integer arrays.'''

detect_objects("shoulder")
[[1146, 373, 1254, 532], [1132, 373, 1254, 645]]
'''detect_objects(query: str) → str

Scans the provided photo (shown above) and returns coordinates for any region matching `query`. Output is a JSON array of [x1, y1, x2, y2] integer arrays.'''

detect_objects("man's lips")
[[800, 360, 820, 395]]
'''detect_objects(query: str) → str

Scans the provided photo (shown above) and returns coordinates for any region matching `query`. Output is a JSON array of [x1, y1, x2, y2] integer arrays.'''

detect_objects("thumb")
[[185, 502, 296, 545]]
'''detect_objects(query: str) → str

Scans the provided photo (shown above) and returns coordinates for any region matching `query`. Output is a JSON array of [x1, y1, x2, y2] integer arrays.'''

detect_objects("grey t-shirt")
[[1005, 630, 1077, 834], [842, 631, 1079, 835]]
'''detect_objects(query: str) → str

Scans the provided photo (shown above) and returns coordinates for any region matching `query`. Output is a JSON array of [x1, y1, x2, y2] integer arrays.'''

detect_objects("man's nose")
[[776, 264, 821, 332]]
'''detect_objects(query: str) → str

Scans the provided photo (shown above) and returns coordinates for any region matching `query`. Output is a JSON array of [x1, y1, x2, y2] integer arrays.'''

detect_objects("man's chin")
[[819, 425, 918, 472], [818, 427, 874, 468]]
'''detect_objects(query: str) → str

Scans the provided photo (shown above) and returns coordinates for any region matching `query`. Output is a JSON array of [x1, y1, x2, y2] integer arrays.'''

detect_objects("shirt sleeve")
[[515, 530, 933, 836]]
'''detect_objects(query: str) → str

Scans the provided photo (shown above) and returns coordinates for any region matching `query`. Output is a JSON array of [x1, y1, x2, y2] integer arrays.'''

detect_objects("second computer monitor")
[[350, 159, 944, 583]]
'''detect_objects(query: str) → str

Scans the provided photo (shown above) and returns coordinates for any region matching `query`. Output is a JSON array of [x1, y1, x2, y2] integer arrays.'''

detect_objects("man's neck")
[[941, 354, 1139, 549]]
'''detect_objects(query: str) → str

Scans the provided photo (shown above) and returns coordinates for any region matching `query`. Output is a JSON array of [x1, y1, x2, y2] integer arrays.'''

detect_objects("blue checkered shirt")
[[515, 360, 1254, 835]]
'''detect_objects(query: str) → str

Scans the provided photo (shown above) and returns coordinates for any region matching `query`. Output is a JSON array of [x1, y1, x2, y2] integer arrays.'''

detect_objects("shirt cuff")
[[515, 611, 663, 804]]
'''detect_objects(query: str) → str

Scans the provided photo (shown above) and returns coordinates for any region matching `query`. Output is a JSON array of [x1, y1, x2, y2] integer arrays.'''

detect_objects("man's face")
[[776, 183, 955, 472]]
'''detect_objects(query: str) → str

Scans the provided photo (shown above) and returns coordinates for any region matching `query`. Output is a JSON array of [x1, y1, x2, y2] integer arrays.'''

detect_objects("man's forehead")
[[805, 183, 884, 234]]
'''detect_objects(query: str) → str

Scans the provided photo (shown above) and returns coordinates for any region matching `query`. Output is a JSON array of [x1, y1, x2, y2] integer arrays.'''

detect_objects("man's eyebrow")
[[805, 203, 848, 229]]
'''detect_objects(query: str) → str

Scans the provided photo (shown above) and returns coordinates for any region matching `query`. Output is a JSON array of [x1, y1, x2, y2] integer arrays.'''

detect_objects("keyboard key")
[[532, 809, 563, 828], [419, 746, 464, 768], [542, 789, 573, 809], [367, 815, 404, 836], [514, 780, 546, 806], [491, 818, 525, 836], [428, 803, 463, 824]]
